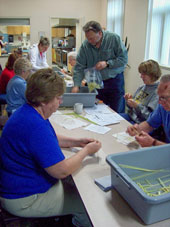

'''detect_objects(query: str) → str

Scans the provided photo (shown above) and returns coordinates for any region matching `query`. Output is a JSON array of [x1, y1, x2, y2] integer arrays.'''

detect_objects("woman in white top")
[[28, 37, 50, 72]]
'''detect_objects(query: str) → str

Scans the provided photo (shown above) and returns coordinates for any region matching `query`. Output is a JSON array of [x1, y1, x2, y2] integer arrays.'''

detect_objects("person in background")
[[0, 68, 101, 227], [6, 58, 32, 116], [61, 51, 86, 87], [0, 35, 8, 54], [61, 51, 77, 77], [0, 53, 18, 94], [127, 74, 170, 147], [14, 47, 23, 58], [68, 51, 77, 75], [28, 36, 50, 73], [72, 20, 128, 113], [120, 60, 161, 124]]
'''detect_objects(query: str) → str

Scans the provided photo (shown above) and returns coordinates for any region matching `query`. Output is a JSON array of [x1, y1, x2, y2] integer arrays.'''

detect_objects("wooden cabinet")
[[51, 27, 76, 38], [52, 28, 65, 38], [7, 26, 30, 35], [52, 48, 56, 63], [70, 27, 76, 37]]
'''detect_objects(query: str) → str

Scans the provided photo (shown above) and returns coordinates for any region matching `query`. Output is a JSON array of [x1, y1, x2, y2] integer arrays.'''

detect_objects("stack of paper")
[[112, 132, 136, 145], [84, 104, 124, 126], [84, 124, 111, 134], [50, 111, 88, 130]]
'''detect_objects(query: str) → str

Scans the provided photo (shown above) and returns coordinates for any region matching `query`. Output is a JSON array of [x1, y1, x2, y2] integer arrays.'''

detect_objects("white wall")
[[1, 0, 170, 94], [0, 0, 103, 67], [123, 0, 149, 93]]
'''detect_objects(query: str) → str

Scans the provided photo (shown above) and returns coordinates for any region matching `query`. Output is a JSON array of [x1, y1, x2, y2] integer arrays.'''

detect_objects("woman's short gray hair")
[[68, 51, 77, 59], [160, 74, 170, 83], [39, 37, 50, 46], [26, 68, 65, 107], [14, 58, 32, 75]]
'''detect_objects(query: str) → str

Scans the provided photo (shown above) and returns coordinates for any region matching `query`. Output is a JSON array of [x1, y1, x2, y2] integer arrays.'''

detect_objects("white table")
[[50, 109, 170, 227]]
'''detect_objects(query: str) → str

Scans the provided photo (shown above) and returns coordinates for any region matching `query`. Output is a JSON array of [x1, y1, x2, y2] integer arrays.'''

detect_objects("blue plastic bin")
[[106, 144, 170, 225], [60, 86, 97, 107]]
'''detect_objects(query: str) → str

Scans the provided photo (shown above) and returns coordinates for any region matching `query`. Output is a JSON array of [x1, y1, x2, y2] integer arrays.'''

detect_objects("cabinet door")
[[52, 48, 56, 63], [7, 26, 30, 35], [70, 27, 76, 37], [52, 28, 65, 38]]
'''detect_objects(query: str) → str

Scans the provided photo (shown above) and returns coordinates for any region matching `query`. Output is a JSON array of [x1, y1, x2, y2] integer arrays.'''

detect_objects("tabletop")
[[50, 107, 170, 227]]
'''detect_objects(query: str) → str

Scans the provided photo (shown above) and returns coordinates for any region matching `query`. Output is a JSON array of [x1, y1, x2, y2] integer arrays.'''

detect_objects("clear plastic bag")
[[84, 67, 104, 92]]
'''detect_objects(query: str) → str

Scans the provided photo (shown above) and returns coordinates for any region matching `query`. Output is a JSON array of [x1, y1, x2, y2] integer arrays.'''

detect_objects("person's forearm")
[[57, 134, 79, 148], [62, 147, 89, 175], [151, 138, 166, 146], [139, 121, 153, 133], [45, 147, 89, 179]]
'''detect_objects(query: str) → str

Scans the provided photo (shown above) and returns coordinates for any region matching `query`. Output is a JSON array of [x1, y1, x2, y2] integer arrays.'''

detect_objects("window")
[[0, 18, 30, 56], [107, 0, 125, 38], [145, 0, 170, 67]]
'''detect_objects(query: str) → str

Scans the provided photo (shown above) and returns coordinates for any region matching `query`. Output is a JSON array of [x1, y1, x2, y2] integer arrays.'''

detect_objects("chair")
[[0, 94, 7, 105], [0, 203, 25, 227], [0, 202, 74, 227], [0, 94, 7, 116]]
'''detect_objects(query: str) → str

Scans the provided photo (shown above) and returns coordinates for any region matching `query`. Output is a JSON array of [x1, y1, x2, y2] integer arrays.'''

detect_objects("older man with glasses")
[[127, 74, 170, 147], [72, 21, 128, 113]]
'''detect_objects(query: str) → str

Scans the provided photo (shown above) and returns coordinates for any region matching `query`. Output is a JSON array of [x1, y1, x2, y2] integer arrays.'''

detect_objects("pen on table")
[[95, 115, 100, 119]]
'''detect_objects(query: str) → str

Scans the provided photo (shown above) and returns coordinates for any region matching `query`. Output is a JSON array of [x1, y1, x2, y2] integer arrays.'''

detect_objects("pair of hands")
[[71, 61, 107, 93], [127, 124, 154, 147], [77, 138, 101, 156], [124, 93, 138, 108]]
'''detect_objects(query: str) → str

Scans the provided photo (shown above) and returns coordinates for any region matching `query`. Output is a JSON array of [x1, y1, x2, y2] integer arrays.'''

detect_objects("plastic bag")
[[84, 67, 104, 92]]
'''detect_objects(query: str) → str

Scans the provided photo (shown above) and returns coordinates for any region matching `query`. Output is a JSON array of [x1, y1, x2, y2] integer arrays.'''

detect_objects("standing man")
[[127, 74, 170, 147], [72, 21, 128, 113], [28, 37, 50, 73]]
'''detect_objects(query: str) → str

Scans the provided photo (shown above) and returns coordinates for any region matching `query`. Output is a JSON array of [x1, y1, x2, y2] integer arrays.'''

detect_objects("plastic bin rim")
[[106, 144, 170, 204]]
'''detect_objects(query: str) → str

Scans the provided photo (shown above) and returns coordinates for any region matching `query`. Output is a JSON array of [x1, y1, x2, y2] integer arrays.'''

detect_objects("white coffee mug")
[[74, 103, 83, 114]]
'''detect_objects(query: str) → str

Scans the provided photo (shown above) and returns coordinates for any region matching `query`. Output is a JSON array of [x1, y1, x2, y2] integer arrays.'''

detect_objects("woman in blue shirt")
[[0, 68, 101, 227], [6, 57, 32, 115]]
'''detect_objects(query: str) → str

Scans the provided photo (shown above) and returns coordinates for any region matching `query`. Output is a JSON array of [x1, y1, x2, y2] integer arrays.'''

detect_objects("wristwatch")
[[106, 61, 109, 68]]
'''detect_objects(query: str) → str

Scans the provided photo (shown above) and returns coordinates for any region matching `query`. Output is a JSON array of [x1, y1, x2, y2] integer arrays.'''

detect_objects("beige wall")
[[0, 0, 103, 67], [123, 0, 149, 93], [1, 0, 170, 94]]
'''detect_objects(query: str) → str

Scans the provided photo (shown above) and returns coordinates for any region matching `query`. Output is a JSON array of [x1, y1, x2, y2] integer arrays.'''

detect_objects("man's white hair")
[[160, 74, 170, 83], [68, 51, 77, 59]]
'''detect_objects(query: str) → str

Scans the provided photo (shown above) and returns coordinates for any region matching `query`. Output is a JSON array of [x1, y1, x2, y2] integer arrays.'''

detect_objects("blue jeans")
[[96, 72, 125, 113]]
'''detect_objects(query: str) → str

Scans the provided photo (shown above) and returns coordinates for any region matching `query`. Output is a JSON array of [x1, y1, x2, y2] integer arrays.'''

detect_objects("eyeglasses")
[[159, 96, 170, 102]]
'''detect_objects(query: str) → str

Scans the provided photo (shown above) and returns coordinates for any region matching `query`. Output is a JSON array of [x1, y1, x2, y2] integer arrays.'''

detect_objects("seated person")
[[0, 53, 18, 94], [120, 60, 161, 124], [0, 35, 8, 54], [0, 68, 101, 227], [127, 74, 170, 147], [68, 51, 77, 75], [6, 58, 32, 115], [14, 47, 23, 58], [61, 51, 86, 86], [28, 36, 50, 73], [61, 51, 77, 78]]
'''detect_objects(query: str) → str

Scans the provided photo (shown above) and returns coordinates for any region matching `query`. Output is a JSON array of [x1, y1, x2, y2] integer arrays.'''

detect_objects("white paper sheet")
[[50, 112, 88, 130], [84, 124, 111, 134], [84, 104, 112, 114], [84, 113, 120, 126], [112, 131, 136, 145]]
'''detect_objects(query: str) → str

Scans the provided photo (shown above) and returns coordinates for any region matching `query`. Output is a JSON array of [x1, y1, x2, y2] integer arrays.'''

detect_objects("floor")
[[4, 215, 74, 227]]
